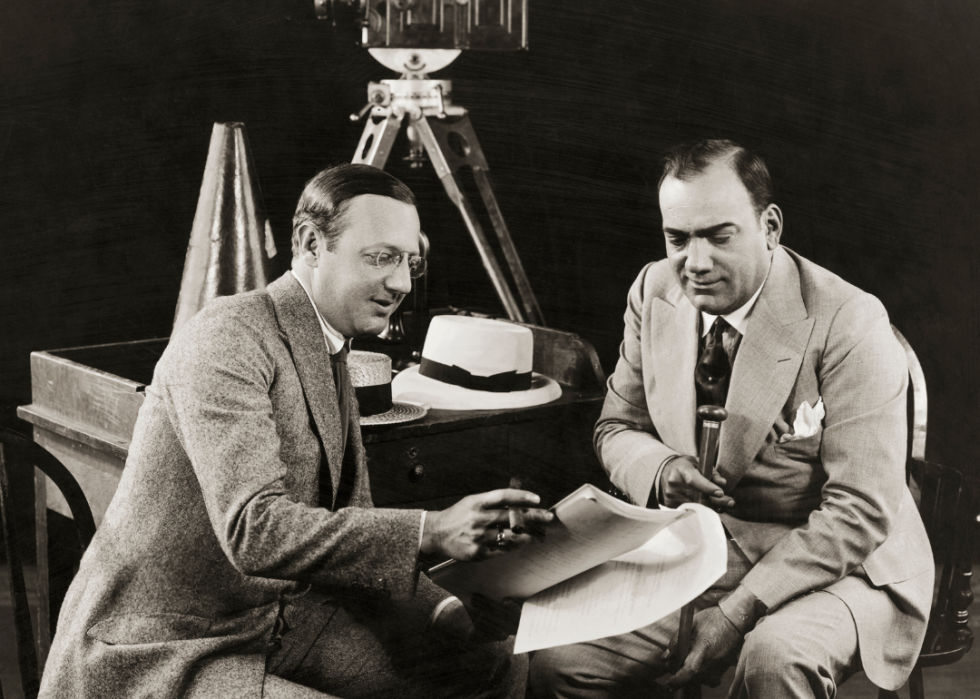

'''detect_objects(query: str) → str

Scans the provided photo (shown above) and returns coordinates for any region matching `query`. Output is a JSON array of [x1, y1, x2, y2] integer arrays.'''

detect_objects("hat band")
[[354, 383, 393, 417], [419, 357, 532, 393]]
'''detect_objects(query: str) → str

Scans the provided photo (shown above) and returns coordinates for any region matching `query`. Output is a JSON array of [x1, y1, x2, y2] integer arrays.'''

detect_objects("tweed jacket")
[[596, 246, 933, 691], [39, 272, 449, 699]]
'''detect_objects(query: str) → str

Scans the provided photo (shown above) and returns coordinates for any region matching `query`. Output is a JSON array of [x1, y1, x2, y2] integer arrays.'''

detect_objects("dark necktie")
[[325, 340, 359, 509], [330, 341, 351, 457], [696, 317, 732, 409]]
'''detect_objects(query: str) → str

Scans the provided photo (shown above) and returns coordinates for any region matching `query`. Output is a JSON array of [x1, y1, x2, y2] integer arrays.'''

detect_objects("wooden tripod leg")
[[471, 165, 545, 326], [423, 113, 546, 325], [352, 111, 403, 168], [413, 114, 527, 322]]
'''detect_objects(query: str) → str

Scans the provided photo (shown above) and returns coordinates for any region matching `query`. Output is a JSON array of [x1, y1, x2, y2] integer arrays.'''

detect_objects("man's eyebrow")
[[663, 223, 737, 236]]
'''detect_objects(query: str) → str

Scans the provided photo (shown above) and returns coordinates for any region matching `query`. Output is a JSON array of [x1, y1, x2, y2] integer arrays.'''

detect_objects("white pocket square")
[[779, 397, 825, 443]]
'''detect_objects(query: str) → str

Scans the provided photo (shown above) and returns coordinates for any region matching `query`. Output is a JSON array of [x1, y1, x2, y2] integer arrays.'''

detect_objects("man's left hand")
[[664, 606, 742, 689], [430, 595, 522, 645]]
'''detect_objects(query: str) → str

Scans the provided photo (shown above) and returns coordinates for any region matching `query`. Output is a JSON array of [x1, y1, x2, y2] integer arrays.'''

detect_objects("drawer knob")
[[408, 463, 425, 483]]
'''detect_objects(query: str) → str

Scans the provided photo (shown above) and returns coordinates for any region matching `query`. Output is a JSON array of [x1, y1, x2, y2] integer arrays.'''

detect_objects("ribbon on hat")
[[419, 357, 532, 393], [354, 383, 393, 417]]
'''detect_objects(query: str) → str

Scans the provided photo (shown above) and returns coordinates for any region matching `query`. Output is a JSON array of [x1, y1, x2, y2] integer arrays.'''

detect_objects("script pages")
[[427, 484, 727, 653]]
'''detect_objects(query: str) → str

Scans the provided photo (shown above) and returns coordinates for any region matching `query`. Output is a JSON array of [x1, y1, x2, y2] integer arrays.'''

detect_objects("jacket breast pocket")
[[772, 429, 823, 460], [87, 613, 212, 646]]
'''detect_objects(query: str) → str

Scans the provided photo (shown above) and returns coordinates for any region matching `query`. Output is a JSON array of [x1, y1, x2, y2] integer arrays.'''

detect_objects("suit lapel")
[[651, 287, 699, 458], [717, 248, 815, 489], [266, 272, 345, 508]]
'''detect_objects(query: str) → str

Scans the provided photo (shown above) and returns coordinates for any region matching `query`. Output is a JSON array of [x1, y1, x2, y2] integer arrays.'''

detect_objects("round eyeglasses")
[[366, 250, 428, 279]]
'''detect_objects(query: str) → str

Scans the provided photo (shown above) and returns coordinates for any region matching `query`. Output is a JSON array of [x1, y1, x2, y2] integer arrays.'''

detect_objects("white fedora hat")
[[391, 316, 562, 411], [349, 350, 427, 426]]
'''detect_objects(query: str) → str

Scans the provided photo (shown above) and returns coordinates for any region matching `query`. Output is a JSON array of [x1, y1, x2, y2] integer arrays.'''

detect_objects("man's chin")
[[687, 291, 735, 316], [354, 313, 394, 338]]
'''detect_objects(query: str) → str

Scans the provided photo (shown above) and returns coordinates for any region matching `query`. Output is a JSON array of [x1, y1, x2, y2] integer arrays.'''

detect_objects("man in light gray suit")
[[40, 164, 549, 699], [530, 140, 934, 697]]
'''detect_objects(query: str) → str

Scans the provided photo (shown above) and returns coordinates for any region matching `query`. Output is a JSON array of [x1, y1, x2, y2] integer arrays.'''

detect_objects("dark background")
[[1, 0, 978, 475]]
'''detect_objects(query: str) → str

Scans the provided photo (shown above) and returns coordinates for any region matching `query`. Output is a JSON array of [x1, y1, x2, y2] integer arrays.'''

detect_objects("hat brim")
[[359, 400, 428, 426], [391, 366, 562, 411]]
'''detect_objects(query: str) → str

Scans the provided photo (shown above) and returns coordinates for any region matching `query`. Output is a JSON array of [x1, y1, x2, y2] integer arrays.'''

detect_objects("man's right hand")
[[660, 456, 735, 509], [421, 488, 554, 561]]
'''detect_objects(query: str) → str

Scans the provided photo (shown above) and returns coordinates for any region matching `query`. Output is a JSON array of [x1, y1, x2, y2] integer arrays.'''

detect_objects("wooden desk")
[[17, 334, 609, 521]]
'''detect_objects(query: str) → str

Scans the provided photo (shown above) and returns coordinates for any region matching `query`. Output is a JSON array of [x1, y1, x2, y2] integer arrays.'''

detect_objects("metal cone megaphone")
[[173, 122, 277, 333]]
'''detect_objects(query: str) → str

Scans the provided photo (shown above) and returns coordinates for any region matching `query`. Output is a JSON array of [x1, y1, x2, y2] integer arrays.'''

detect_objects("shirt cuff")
[[428, 596, 462, 629], [647, 454, 682, 508], [718, 584, 768, 635], [418, 510, 426, 554]]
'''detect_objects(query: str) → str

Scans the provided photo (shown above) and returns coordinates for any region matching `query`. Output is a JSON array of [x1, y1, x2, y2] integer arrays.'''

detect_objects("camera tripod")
[[350, 74, 544, 326]]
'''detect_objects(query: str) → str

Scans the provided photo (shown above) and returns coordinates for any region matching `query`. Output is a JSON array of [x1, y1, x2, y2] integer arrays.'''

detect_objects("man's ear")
[[295, 223, 320, 267], [762, 204, 783, 249]]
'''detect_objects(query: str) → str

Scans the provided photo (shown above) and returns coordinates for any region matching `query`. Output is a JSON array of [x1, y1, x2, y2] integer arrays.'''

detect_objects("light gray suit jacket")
[[596, 246, 933, 691], [39, 272, 449, 699]]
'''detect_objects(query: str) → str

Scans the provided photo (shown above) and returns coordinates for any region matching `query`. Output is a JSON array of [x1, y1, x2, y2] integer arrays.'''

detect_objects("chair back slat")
[[0, 445, 41, 698], [0, 428, 97, 699], [891, 325, 927, 461]]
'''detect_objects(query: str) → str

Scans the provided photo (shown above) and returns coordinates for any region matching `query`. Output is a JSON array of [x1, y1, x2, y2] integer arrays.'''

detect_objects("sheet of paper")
[[513, 502, 727, 654], [428, 485, 693, 605]]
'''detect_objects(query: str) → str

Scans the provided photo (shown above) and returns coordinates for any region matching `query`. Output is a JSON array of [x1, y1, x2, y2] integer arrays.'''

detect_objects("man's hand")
[[421, 488, 553, 561], [660, 455, 735, 509], [429, 595, 523, 645], [664, 606, 742, 689]]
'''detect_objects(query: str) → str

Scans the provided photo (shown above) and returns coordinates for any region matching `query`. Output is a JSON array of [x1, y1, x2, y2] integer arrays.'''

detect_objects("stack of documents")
[[428, 484, 727, 653]]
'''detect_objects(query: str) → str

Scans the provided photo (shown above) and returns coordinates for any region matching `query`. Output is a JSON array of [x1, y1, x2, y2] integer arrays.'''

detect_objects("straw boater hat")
[[391, 316, 562, 411], [349, 350, 427, 426]]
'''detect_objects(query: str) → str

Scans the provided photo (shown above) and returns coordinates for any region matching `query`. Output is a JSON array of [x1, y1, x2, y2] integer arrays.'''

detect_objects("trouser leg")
[[729, 591, 860, 699], [267, 591, 525, 699]]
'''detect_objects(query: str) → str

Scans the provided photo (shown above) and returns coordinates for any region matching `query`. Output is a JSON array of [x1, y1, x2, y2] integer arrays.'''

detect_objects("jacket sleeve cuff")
[[718, 584, 768, 635], [427, 596, 462, 630], [646, 454, 681, 508]]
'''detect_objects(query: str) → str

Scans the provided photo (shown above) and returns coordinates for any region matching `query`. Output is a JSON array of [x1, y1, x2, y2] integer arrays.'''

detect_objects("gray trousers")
[[263, 591, 527, 699], [528, 539, 861, 699]]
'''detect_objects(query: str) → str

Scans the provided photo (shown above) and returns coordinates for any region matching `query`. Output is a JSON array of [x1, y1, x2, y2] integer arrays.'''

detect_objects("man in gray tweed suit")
[[40, 164, 550, 699]]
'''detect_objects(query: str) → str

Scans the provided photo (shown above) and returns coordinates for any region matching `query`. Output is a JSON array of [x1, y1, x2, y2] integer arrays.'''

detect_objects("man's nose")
[[685, 238, 714, 275], [384, 258, 413, 295]]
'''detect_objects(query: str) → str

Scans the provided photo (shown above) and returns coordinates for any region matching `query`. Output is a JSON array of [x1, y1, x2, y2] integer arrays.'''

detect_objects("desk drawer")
[[366, 426, 512, 507]]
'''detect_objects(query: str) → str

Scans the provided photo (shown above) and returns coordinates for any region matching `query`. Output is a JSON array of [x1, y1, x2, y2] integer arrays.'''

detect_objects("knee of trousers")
[[527, 646, 592, 697], [738, 617, 848, 688], [738, 618, 823, 686]]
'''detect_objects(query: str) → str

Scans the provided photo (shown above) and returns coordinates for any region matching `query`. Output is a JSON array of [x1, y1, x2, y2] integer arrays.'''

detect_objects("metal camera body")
[[315, 0, 528, 53]]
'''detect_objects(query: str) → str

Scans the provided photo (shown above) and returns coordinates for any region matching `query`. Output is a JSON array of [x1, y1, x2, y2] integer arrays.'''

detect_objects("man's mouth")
[[688, 279, 721, 290], [371, 298, 396, 311]]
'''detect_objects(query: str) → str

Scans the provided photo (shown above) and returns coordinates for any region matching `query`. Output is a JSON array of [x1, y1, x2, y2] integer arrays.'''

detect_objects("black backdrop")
[[2, 0, 978, 475]]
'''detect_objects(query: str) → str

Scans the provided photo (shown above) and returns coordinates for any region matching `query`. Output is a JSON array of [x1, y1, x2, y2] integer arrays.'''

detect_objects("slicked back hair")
[[658, 139, 773, 215], [291, 163, 417, 256]]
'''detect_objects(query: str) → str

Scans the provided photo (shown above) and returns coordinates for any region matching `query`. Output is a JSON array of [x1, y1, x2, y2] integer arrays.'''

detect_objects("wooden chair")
[[0, 427, 96, 699], [877, 328, 977, 699]]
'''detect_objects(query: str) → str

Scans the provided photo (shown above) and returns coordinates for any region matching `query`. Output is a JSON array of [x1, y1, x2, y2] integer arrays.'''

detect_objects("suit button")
[[408, 462, 425, 483]]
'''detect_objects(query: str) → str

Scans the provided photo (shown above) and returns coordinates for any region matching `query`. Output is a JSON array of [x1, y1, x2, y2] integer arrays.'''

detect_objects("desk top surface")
[[18, 337, 605, 457]]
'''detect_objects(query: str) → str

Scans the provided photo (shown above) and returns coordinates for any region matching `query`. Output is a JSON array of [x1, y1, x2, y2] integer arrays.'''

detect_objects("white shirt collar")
[[700, 255, 772, 337], [291, 270, 347, 355]]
